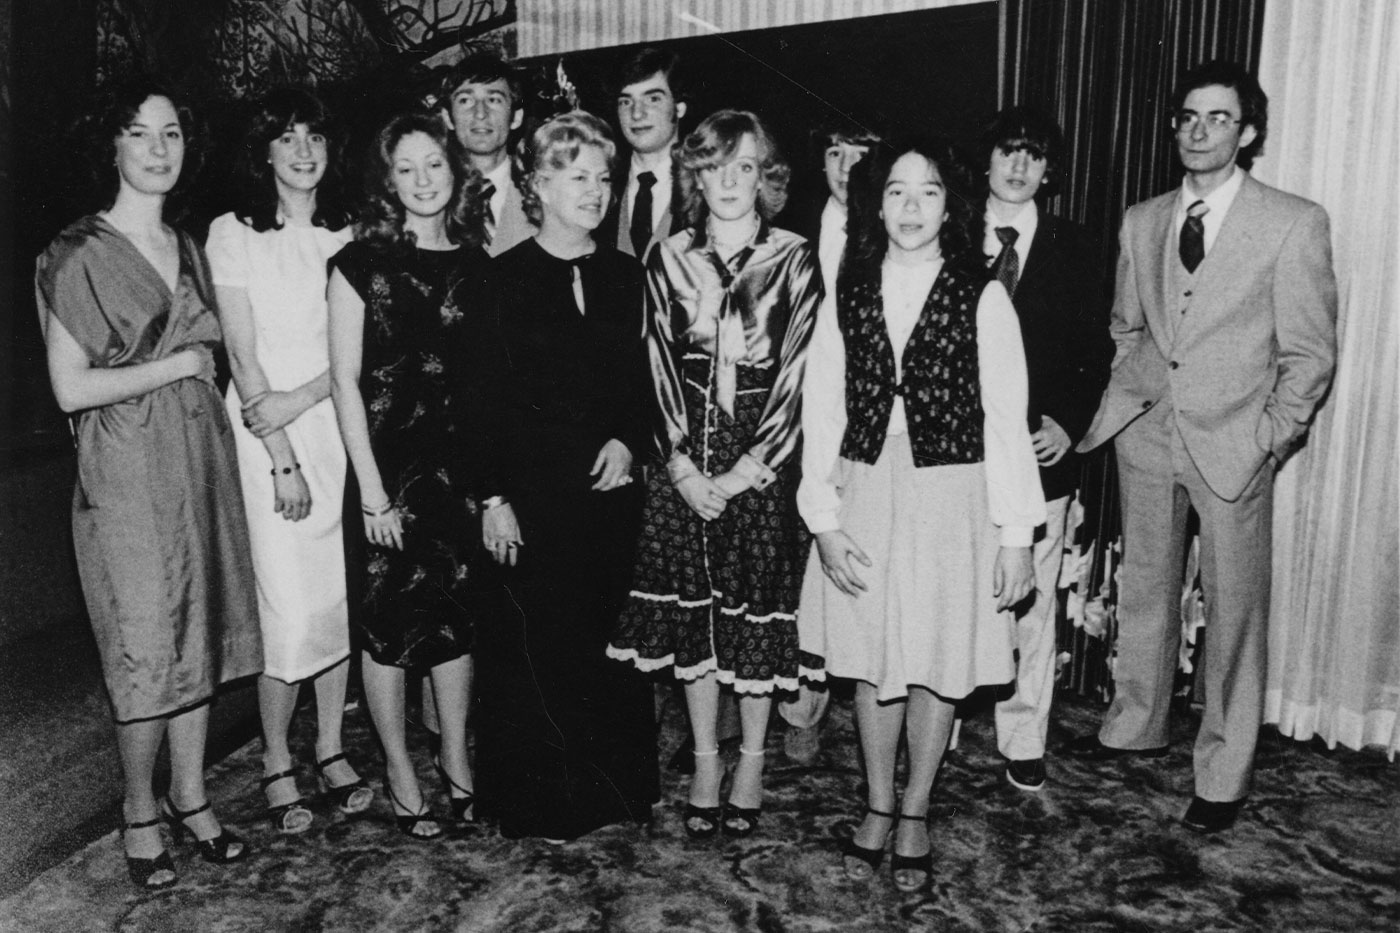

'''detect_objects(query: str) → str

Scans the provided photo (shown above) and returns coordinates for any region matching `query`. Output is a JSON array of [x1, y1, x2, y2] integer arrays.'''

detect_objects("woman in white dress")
[[209, 88, 372, 833], [796, 137, 1044, 891]]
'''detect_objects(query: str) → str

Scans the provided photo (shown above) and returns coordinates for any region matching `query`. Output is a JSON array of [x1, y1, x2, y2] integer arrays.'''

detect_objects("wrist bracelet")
[[480, 495, 509, 510], [361, 500, 392, 516], [271, 463, 301, 476]]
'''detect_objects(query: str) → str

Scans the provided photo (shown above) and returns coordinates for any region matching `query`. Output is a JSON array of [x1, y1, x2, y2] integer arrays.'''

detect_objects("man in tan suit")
[[1068, 61, 1337, 833], [440, 53, 533, 257]]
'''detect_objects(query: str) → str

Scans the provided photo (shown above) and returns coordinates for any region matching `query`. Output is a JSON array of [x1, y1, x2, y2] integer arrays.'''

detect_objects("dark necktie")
[[630, 172, 656, 258], [480, 181, 497, 246], [992, 226, 1020, 297], [1180, 199, 1208, 272]]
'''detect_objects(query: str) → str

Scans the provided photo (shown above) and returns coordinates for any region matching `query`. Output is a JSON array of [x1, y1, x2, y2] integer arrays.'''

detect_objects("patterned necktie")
[[630, 172, 656, 258], [1180, 199, 1208, 272], [479, 181, 497, 246], [992, 226, 1020, 296]]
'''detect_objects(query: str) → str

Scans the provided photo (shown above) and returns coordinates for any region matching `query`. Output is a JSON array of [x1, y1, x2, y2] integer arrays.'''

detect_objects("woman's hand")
[[711, 470, 750, 501], [482, 502, 523, 566], [244, 390, 304, 438], [362, 501, 403, 551], [273, 468, 312, 522], [1031, 415, 1072, 466], [675, 474, 729, 522], [993, 546, 1034, 611], [589, 439, 634, 491], [816, 530, 871, 596], [176, 345, 216, 384]]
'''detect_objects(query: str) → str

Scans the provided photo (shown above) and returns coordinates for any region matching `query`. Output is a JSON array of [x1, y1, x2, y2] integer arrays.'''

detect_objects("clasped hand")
[[482, 503, 522, 566], [242, 390, 302, 438], [590, 439, 634, 491], [273, 469, 312, 522]]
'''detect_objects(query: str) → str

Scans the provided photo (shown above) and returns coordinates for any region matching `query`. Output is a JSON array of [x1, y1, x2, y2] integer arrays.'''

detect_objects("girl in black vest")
[[795, 138, 1045, 891]]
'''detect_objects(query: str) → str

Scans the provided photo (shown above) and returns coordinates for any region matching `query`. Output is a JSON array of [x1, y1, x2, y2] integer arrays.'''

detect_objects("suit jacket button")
[[1184, 290, 1193, 297], [1169, 361, 1179, 370], [1141, 400, 1153, 410]]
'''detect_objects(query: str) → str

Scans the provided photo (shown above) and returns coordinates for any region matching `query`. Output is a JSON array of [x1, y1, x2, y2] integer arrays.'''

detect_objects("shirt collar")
[[1180, 164, 1245, 218], [485, 158, 513, 190], [689, 216, 771, 252], [983, 198, 1038, 251], [630, 149, 674, 185]]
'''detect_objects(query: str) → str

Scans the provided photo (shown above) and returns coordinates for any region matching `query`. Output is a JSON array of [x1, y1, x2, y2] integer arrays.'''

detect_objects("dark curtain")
[[999, 0, 1265, 698]]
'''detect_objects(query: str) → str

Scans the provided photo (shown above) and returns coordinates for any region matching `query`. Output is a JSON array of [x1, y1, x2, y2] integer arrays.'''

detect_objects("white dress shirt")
[[817, 196, 847, 299], [1176, 164, 1245, 255], [625, 150, 673, 234], [484, 158, 512, 225], [982, 199, 1038, 269]]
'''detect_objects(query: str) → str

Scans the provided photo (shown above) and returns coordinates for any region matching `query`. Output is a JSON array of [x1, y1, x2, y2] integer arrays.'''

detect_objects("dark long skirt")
[[474, 473, 659, 840]]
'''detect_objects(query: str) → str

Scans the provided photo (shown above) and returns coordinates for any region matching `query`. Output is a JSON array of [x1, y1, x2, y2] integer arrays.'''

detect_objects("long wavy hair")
[[76, 74, 201, 214], [845, 135, 980, 279], [676, 109, 790, 229], [356, 111, 486, 253], [232, 87, 348, 233], [517, 110, 617, 227]]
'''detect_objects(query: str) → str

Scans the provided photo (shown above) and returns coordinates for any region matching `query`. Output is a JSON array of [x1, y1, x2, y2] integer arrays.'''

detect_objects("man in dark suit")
[[439, 53, 532, 257], [598, 47, 687, 263], [979, 107, 1113, 792], [1069, 61, 1337, 833]]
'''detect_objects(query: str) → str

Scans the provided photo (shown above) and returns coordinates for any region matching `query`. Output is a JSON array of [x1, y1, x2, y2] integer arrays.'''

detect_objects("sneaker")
[[1006, 757, 1046, 791]]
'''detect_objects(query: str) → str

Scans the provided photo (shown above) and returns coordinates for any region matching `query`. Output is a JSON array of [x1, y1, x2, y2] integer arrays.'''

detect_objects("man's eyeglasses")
[[1173, 111, 1242, 133]]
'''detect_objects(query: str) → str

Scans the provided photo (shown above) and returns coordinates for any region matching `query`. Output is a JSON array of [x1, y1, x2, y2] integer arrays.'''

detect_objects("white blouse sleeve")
[[796, 288, 847, 534], [976, 280, 1046, 546], [203, 213, 248, 289]]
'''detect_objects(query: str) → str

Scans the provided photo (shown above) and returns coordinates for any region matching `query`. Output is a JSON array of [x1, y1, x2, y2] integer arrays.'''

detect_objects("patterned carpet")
[[1, 688, 1396, 933]]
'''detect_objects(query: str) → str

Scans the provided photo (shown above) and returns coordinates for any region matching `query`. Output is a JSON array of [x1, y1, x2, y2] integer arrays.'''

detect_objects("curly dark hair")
[[75, 74, 201, 214], [356, 111, 487, 253], [676, 109, 790, 229], [232, 86, 349, 233], [845, 135, 980, 276]]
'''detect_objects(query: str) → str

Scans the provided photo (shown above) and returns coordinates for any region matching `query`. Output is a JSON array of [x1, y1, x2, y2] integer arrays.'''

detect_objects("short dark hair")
[[438, 52, 523, 113], [1170, 60, 1268, 168], [78, 74, 201, 213], [233, 87, 349, 233], [846, 135, 978, 275], [357, 111, 487, 253], [979, 105, 1065, 195], [615, 46, 687, 103], [810, 115, 882, 164]]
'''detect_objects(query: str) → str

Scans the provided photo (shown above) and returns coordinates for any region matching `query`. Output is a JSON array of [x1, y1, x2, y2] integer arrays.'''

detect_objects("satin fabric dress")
[[468, 239, 659, 840], [34, 216, 262, 722], [207, 213, 353, 683], [608, 221, 824, 693]]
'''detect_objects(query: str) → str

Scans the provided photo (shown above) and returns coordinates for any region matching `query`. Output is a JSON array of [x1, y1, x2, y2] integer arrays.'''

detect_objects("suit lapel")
[[1145, 192, 1178, 346], [1017, 215, 1052, 296]]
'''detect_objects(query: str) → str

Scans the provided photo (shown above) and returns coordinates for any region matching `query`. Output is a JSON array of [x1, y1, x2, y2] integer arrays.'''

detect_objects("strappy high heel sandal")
[[841, 807, 895, 879], [383, 779, 443, 840], [161, 798, 248, 864], [260, 767, 314, 834], [682, 748, 722, 839], [122, 815, 177, 890], [432, 756, 475, 824], [720, 746, 765, 838], [891, 810, 933, 893], [315, 753, 373, 815]]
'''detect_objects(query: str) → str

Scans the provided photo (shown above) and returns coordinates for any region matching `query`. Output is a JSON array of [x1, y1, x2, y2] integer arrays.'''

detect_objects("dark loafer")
[[1005, 757, 1046, 791], [1062, 733, 1168, 761], [1181, 796, 1242, 833]]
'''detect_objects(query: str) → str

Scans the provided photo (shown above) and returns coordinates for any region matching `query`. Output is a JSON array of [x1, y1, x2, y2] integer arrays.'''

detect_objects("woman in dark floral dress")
[[328, 112, 487, 839], [607, 111, 823, 839]]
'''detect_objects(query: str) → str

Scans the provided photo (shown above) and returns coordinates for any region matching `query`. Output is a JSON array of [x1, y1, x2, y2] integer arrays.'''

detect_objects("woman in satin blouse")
[[609, 109, 823, 840]]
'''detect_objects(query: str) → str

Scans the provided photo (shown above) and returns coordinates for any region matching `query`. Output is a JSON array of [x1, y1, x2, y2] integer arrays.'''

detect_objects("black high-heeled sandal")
[[315, 753, 373, 815], [260, 768, 314, 834], [720, 746, 764, 838], [891, 811, 933, 893], [432, 756, 475, 824], [122, 815, 177, 890], [683, 748, 722, 839], [161, 798, 248, 864], [841, 807, 895, 879], [383, 780, 443, 840]]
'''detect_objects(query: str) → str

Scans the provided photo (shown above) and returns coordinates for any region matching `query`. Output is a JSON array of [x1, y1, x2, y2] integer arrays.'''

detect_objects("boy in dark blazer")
[[979, 107, 1114, 791]]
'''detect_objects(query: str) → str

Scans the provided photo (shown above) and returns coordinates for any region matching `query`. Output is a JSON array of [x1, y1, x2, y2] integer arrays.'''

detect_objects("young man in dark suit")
[[598, 47, 687, 263], [1070, 62, 1336, 833], [980, 107, 1114, 792]]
